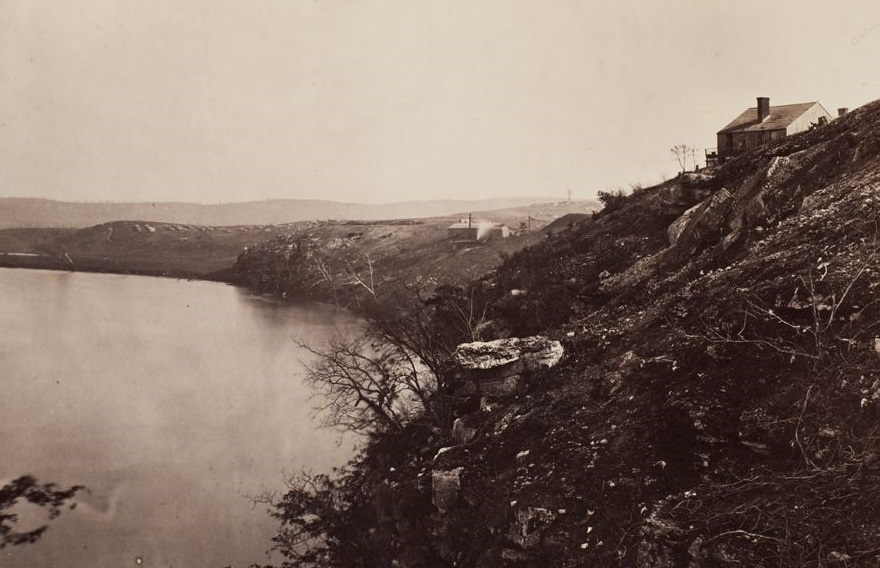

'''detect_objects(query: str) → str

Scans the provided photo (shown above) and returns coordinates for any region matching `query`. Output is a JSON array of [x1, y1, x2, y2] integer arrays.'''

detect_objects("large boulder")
[[670, 188, 734, 250], [667, 202, 702, 245], [452, 336, 564, 396]]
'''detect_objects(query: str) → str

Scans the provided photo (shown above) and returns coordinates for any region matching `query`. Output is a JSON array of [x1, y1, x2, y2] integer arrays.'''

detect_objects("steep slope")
[[438, 99, 880, 567], [263, 99, 880, 568]]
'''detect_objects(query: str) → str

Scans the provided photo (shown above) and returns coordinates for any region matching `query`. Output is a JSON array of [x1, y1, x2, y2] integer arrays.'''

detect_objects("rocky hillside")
[[231, 201, 597, 308], [246, 98, 880, 568]]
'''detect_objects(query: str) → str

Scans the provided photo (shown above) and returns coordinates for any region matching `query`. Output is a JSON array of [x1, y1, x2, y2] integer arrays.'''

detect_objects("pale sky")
[[2, 1, 879, 204]]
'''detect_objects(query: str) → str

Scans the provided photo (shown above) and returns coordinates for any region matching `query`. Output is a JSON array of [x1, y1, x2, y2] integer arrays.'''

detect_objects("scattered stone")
[[509, 506, 557, 549], [500, 548, 532, 562], [479, 396, 496, 412], [433, 447, 453, 461], [827, 551, 852, 562], [432, 468, 463, 515], [451, 418, 477, 445], [618, 350, 644, 376]]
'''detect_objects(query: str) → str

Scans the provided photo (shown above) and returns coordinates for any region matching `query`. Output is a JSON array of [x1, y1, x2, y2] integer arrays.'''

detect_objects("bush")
[[596, 189, 628, 214]]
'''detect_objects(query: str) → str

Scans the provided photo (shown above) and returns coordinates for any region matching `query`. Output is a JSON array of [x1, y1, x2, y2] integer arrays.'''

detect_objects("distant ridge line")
[[0, 196, 564, 229]]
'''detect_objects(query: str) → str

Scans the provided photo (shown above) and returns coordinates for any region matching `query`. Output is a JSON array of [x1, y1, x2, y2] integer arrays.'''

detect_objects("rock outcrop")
[[452, 336, 564, 396]]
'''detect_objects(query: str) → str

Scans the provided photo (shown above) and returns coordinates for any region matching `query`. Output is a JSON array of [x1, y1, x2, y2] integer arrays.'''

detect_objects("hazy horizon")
[[0, 194, 577, 206], [3, 1, 880, 204]]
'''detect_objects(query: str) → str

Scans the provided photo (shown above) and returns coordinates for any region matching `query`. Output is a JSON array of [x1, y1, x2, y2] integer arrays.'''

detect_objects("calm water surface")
[[0, 268, 357, 567]]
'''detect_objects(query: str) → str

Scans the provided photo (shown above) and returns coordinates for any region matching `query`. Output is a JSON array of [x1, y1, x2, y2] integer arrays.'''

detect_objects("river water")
[[0, 268, 357, 568]]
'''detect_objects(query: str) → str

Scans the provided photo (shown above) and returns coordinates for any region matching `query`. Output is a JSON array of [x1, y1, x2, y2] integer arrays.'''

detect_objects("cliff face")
[[254, 99, 880, 567]]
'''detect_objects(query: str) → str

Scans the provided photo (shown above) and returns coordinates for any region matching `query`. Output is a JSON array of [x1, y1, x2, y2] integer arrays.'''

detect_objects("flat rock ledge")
[[451, 336, 564, 396]]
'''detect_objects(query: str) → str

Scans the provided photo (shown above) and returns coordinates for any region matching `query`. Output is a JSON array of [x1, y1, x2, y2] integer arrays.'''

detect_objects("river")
[[0, 268, 358, 567]]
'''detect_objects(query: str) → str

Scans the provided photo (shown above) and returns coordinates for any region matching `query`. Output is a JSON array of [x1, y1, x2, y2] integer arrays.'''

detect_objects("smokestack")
[[468, 213, 472, 229], [838, 108, 848, 117], [757, 97, 770, 122]]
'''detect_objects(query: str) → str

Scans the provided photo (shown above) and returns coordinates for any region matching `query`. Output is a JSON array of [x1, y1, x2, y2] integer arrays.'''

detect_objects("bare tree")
[[670, 144, 693, 173], [297, 331, 438, 434], [312, 256, 339, 307], [340, 254, 377, 304]]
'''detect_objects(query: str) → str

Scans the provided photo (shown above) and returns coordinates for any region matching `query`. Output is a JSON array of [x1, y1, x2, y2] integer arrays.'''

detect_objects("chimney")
[[757, 97, 770, 122], [468, 213, 472, 229], [838, 108, 848, 117]]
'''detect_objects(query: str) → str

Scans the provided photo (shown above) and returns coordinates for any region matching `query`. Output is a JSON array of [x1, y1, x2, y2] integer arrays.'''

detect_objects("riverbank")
[[0, 222, 300, 280], [0, 252, 236, 281], [0, 201, 598, 296]]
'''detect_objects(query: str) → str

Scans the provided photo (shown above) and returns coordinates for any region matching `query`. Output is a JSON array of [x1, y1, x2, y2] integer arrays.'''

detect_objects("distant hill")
[[0, 197, 561, 229], [0, 200, 600, 279]]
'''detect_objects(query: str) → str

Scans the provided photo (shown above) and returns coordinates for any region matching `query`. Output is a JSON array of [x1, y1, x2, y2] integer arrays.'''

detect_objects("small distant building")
[[490, 224, 512, 239], [716, 97, 833, 162], [447, 215, 511, 242], [448, 219, 479, 241]]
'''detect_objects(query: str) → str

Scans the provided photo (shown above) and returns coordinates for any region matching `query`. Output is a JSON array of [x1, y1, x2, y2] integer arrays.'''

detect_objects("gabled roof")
[[718, 102, 820, 134]]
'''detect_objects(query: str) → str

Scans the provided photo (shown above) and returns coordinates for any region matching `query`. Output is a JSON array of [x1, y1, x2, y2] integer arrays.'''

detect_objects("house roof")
[[718, 102, 820, 134]]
